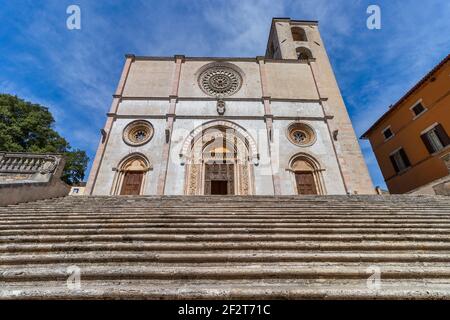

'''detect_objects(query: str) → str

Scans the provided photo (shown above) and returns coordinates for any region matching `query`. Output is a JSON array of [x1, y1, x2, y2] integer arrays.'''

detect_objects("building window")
[[198, 63, 243, 97], [296, 47, 313, 60], [291, 27, 307, 41], [389, 148, 411, 173], [421, 124, 450, 154], [73, 188, 79, 194], [382, 127, 394, 140], [287, 122, 316, 146], [123, 120, 154, 146], [410, 101, 427, 118]]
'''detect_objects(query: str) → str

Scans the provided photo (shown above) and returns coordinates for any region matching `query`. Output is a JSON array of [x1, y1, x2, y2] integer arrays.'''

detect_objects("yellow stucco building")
[[362, 54, 450, 194]]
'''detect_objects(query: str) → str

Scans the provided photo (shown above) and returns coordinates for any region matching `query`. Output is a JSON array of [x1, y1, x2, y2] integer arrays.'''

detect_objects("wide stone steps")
[[1, 195, 450, 299]]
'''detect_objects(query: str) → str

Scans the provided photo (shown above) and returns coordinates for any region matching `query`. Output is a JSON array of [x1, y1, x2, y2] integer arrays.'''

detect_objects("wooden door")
[[295, 171, 317, 195], [211, 180, 228, 195], [120, 171, 143, 195]]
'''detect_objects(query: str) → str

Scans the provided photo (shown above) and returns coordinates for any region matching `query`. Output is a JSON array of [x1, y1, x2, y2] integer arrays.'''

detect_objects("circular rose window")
[[198, 64, 243, 97], [287, 122, 316, 146], [123, 120, 154, 146]]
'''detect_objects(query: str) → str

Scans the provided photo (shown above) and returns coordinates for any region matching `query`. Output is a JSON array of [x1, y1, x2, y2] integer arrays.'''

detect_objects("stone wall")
[[408, 153, 450, 196], [0, 152, 70, 206]]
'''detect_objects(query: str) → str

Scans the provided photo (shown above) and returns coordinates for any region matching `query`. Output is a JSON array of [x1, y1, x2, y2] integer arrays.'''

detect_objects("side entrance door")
[[120, 171, 144, 195], [295, 171, 317, 195]]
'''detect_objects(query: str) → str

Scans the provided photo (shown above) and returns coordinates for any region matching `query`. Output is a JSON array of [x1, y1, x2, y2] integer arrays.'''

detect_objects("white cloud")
[[200, 0, 285, 56]]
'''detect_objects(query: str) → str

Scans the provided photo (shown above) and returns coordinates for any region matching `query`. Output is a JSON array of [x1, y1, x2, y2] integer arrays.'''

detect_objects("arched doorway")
[[289, 154, 325, 195], [111, 154, 151, 195], [181, 121, 257, 195]]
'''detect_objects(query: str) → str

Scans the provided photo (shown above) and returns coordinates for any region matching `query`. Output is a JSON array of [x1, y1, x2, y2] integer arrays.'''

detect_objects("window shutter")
[[434, 124, 450, 147], [389, 154, 399, 173], [399, 148, 411, 167], [421, 133, 435, 154]]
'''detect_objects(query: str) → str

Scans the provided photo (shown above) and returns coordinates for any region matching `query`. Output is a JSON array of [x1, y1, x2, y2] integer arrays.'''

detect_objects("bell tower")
[[265, 17, 375, 194], [265, 18, 315, 60]]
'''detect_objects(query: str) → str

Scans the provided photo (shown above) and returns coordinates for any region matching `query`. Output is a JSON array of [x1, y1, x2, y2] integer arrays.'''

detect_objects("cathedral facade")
[[86, 18, 374, 196]]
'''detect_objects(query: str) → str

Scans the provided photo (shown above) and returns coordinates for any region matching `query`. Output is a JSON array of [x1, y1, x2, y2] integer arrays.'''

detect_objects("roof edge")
[[272, 17, 319, 24]]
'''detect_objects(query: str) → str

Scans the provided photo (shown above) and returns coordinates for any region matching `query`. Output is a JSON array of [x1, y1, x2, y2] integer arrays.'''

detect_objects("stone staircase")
[[1, 195, 450, 299]]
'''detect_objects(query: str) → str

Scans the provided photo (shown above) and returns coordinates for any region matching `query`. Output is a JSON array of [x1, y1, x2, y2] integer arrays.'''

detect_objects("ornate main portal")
[[183, 122, 255, 196]]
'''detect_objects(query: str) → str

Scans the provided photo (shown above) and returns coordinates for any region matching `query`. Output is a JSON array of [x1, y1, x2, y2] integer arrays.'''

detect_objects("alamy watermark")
[[367, 5, 381, 30], [366, 265, 382, 290], [66, 5, 81, 30], [66, 265, 81, 290]]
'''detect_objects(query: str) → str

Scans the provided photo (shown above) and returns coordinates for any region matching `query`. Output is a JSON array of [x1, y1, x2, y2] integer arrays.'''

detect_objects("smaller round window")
[[287, 123, 316, 146], [123, 120, 154, 146]]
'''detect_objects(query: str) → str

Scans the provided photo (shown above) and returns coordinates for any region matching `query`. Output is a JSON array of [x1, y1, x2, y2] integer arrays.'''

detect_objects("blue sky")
[[1, 0, 449, 188]]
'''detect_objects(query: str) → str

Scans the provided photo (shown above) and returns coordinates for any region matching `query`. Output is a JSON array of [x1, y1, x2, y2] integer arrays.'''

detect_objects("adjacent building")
[[86, 18, 374, 196], [362, 54, 450, 195]]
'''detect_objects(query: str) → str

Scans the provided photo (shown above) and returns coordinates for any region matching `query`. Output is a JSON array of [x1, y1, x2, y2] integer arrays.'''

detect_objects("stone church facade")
[[86, 18, 374, 196]]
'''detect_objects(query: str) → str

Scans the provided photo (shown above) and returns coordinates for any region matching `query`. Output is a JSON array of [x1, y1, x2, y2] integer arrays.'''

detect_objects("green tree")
[[0, 94, 89, 185]]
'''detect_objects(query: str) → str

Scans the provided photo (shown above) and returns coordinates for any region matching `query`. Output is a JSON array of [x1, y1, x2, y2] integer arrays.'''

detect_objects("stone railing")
[[0, 152, 70, 206], [0, 152, 61, 183]]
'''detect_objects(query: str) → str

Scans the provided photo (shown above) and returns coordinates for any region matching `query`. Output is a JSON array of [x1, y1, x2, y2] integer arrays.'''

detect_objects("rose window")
[[198, 64, 243, 97], [287, 123, 316, 146], [123, 120, 154, 146]]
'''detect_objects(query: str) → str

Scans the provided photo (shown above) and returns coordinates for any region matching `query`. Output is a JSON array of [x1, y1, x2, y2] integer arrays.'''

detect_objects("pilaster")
[[156, 55, 185, 195], [85, 54, 135, 195]]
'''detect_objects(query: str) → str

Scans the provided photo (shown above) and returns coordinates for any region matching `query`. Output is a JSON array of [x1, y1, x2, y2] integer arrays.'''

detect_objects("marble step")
[[6, 203, 449, 208], [2, 222, 450, 232], [2, 233, 450, 243], [2, 241, 450, 253], [3, 263, 450, 283], [0, 279, 450, 300], [0, 214, 450, 222], [2, 278, 450, 299], [2, 227, 450, 236], [2, 251, 450, 265]]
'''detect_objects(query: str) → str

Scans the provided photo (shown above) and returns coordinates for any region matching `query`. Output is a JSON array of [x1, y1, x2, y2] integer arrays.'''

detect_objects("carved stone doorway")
[[205, 163, 234, 195], [183, 124, 255, 196]]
